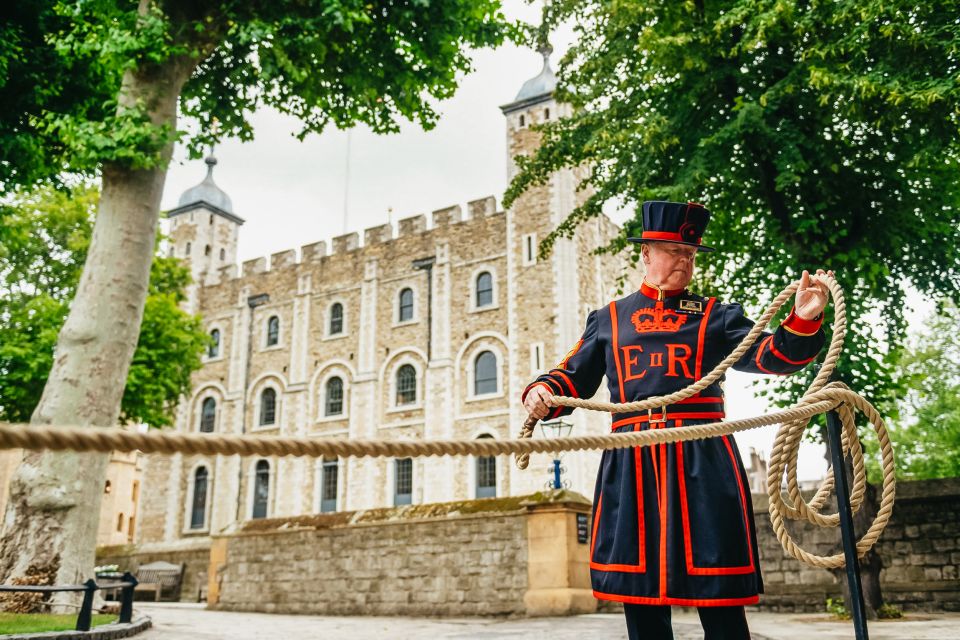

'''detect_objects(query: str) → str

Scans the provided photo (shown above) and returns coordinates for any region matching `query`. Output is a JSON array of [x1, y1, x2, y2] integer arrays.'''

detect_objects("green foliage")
[[825, 596, 849, 619], [864, 302, 960, 481], [0, 184, 208, 426], [505, 0, 960, 417], [1, 0, 513, 190]]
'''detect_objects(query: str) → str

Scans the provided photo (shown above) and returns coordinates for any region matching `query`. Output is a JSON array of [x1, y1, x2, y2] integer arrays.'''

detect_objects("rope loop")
[[514, 274, 895, 569]]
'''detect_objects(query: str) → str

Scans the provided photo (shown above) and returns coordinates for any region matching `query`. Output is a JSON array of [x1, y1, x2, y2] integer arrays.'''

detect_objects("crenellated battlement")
[[203, 195, 505, 284]]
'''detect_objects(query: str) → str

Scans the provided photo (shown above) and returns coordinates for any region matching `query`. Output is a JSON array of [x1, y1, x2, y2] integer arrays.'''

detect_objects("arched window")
[[398, 288, 414, 322], [476, 272, 493, 308], [519, 114, 526, 127], [266, 315, 280, 346], [259, 388, 277, 426], [200, 397, 216, 433], [329, 303, 343, 335], [190, 466, 208, 529], [320, 457, 338, 513], [116, 513, 124, 532], [252, 460, 269, 519], [394, 458, 412, 506], [185, 242, 191, 256], [204, 244, 211, 256], [325, 377, 344, 416], [396, 364, 417, 405], [474, 351, 498, 395], [544, 107, 550, 120], [208, 329, 220, 358], [219, 247, 226, 261], [476, 434, 496, 498]]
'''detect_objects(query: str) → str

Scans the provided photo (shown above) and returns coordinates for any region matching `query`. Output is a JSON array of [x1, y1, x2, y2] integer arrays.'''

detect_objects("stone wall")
[[96, 541, 211, 603], [209, 491, 595, 617], [752, 477, 960, 613]]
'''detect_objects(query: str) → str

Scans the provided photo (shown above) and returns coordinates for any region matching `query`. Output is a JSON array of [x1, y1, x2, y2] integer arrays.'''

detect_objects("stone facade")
[[206, 491, 594, 617], [135, 69, 638, 558], [753, 477, 960, 613]]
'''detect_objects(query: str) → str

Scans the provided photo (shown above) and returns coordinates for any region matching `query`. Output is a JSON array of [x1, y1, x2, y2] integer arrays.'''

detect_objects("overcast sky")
[[157, 0, 930, 483]]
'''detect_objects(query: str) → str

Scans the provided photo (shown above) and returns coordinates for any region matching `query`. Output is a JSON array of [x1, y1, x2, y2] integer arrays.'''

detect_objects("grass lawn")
[[0, 612, 117, 634]]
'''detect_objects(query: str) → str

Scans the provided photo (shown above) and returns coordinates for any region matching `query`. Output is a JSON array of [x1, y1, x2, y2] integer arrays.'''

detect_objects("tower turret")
[[166, 151, 244, 295]]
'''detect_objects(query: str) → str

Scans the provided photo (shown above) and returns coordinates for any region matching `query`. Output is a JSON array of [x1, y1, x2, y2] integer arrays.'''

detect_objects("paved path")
[[134, 603, 960, 640]]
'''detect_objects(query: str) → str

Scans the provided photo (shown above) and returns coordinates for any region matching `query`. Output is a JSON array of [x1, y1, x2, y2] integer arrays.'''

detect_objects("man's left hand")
[[795, 268, 832, 320]]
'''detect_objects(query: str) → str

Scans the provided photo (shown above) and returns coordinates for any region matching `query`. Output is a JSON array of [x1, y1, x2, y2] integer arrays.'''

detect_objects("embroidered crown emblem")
[[631, 306, 688, 333]]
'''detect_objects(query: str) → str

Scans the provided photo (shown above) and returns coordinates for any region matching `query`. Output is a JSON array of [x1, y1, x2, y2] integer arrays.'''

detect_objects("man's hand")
[[795, 268, 833, 320], [523, 384, 556, 420]]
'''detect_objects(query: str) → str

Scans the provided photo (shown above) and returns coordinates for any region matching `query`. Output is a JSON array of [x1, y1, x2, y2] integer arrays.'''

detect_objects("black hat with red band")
[[627, 200, 715, 252]]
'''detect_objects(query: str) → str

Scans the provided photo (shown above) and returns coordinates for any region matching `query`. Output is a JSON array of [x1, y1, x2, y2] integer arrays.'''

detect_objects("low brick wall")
[[209, 491, 595, 617], [752, 477, 960, 613], [96, 541, 211, 603]]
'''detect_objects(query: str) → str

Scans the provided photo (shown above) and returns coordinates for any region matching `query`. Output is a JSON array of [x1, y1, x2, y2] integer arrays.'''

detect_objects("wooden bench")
[[133, 561, 184, 602]]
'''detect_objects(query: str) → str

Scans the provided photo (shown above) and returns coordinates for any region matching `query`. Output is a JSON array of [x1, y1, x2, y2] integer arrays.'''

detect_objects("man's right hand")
[[523, 384, 556, 420]]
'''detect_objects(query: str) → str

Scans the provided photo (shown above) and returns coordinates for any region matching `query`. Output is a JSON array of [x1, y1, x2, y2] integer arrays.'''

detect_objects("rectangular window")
[[476, 456, 497, 498], [522, 233, 537, 266], [530, 343, 544, 374], [321, 458, 338, 513], [394, 458, 413, 506]]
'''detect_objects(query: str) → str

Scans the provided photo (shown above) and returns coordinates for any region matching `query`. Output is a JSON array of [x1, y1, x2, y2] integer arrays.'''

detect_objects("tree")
[[0, 184, 208, 428], [864, 302, 960, 481], [504, 0, 959, 619], [0, 0, 511, 606], [506, 0, 960, 415]]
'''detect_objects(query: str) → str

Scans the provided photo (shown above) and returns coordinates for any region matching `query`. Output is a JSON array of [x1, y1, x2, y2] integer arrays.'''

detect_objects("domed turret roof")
[[513, 44, 556, 103], [178, 154, 233, 213], [500, 43, 557, 114]]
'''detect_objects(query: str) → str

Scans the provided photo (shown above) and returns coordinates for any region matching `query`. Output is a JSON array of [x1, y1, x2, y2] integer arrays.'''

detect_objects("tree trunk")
[[0, 51, 197, 611]]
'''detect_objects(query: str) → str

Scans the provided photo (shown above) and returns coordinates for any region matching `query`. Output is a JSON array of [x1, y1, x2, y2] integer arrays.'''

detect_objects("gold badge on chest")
[[679, 299, 703, 313]]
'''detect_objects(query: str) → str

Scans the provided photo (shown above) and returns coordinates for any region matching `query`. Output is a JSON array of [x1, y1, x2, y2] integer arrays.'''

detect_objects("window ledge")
[[392, 319, 419, 328], [465, 390, 503, 403], [260, 344, 284, 352], [387, 403, 422, 414], [468, 304, 500, 314], [317, 413, 348, 423], [322, 332, 350, 342]]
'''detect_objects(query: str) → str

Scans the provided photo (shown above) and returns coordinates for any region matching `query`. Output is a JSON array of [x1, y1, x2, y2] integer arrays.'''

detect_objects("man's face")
[[642, 242, 698, 290]]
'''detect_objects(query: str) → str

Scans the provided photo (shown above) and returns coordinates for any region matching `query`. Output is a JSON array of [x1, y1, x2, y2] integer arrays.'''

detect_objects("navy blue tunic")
[[522, 281, 825, 606]]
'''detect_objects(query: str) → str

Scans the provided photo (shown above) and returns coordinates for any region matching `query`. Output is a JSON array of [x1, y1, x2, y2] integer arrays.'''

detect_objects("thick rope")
[[0, 277, 895, 570]]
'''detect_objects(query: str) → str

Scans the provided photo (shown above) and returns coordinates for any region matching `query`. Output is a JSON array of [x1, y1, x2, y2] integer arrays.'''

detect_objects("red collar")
[[640, 280, 685, 301]]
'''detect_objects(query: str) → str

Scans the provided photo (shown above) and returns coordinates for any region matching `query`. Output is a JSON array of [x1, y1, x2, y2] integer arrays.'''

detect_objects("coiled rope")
[[0, 276, 894, 569]]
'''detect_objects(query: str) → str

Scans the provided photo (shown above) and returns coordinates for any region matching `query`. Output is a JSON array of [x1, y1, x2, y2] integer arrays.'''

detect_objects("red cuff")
[[782, 307, 823, 336], [521, 381, 554, 404]]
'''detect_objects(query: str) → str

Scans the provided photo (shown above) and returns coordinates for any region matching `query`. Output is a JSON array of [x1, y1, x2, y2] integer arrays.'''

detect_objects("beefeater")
[[521, 200, 831, 640]]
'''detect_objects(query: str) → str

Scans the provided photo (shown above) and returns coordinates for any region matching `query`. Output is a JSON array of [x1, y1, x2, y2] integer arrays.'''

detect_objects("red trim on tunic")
[[610, 301, 627, 403], [611, 412, 725, 430], [695, 297, 717, 380], [634, 426, 647, 571], [553, 370, 580, 398], [590, 424, 648, 574], [592, 590, 760, 607], [754, 336, 788, 376], [658, 436, 668, 599], [676, 433, 755, 576], [768, 339, 817, 366]]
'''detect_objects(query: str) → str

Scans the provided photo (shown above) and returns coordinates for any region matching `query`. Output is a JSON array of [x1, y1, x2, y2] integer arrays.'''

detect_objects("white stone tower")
[[166, 152, 244, 311]]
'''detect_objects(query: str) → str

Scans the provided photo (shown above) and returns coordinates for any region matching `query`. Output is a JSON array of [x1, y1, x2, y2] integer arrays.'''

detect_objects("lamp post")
[[540, 418, 573, 490]]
